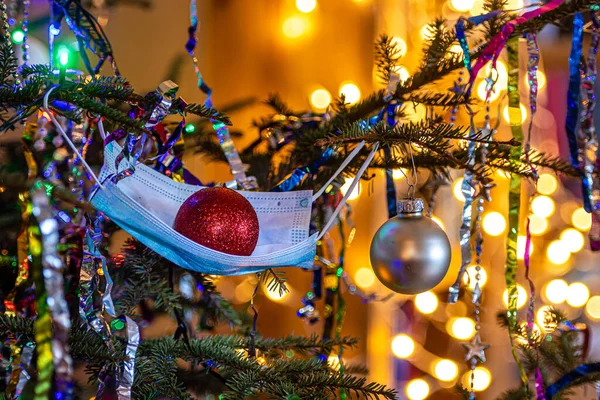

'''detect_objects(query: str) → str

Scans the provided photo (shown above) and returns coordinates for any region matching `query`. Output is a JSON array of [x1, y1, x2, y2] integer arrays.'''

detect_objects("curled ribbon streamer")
[[115, 316, 140, 400], [469, 0, 564, 86], [14, 342, 35, 398], [535, 367, 547, 400], [545, 363, 600, 398], [524, 33, 539, 350], [186, 0, 256, 189], [566, 14, 586, 207], [272, 148, 333, 192], [579, 11, 600, 249], [448, 124, 476, 303], [30, 183, 73, 399], [505, 36, 529, 396]]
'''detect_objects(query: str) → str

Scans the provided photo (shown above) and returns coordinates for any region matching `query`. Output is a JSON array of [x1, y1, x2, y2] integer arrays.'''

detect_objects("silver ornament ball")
[[369, 198, 451, 295]]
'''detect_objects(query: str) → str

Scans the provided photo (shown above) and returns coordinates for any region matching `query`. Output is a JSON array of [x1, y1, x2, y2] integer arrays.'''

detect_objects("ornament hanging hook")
[[405, 140, 418, 200]]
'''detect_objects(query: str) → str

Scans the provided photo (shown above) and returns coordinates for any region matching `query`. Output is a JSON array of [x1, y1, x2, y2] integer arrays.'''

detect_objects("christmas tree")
[[1, 0, 600, 399]]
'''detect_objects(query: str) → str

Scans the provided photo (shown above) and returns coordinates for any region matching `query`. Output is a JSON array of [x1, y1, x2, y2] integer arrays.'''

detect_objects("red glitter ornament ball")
[[173, 187, 259, 256]]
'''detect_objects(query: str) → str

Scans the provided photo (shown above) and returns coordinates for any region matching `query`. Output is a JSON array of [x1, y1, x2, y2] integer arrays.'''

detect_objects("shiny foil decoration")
[[115, 316, 139, 400], [30, 183, 73, 399], [173, 187, 260, 256], [370, 198, 451, 295]]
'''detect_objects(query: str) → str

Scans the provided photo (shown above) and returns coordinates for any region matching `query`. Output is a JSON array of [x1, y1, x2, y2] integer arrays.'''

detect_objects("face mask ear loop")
[[43, 87, 105, 190], [312, 140, 366, 202], [97, 117, 107, 141], [317, 142, 379, 240]]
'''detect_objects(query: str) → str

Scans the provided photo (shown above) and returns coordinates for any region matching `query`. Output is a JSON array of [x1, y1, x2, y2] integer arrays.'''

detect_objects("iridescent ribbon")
[[30, 182, 73, 400], [114, 316, 139, 400], [579, 11, 600, 249], [505, 36, 529, 396], [448, 122, 476, 303], [186, 0, 256, 190], [565, 13, 585, 206], [535, 367, 546, 400], [468, 0, 564, 86], [14, 342, 35, 398], [524, 33, 539, 348], [545, 363, 600, 398], [271, 148, 333, 192]]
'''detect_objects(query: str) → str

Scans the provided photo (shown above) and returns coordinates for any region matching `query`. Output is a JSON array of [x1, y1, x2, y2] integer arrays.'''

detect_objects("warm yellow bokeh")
[[406, 379, 429, 400], [354, 267, 376, 289], [544, 279, 568, 304], [391, 334, 415, 359], [503, 284, 527, 309], [572, 207, 592, 231], [537, 173, 558, 195], [567, 282, 589, 307], [415, 291, 438, 315], [450, 317, 476, 340], [310, 88, 331, 109], [434, 359, 458, 382], [482, 212, 506, 236]]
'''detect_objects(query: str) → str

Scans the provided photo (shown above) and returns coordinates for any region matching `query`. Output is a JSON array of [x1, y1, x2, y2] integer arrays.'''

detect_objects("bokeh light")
[[531, 195, 555, 219], [339, 82, 361, 105], [296, 0, 317, 13], [482, 212, 506, 236], [391, 334, 415, 359], [567, 282, 589, 307], [406, 379, 429, 400], [453, 177, 466, 202], [340, 177, 360, 200], [310, 88, 331, 109], [450, 0, 476, 12], [547, 240, 570, 265], [462, 367, 491, 391], [484, 60, 508, 85], [477, 80, 501, 102], [282, 17, 308, 38], [524, 70, 547, 90], [503, 284, 527, 309], [11, 29, 24, 44], [536, 305, 554, 331], [390, 36, 408, 57], [264, 284, 289, 302], [392, 168, 407, 180], [463, 265, 487, 289], [450, 317, 476, 340], [354, 267, 376, 289], [415, 291, 438, 314], [57, 46, 70, 67], [394, 65, 411, 83], [327, 354, 341, 370], [585, 296, 600, 319], [529, 215, 548, 236], [431, 216, 445, 231], [503, 103, 528, 125], [420, 24, 432, 40], [517, 235, 534, 260], [572, 207, 592, 231], [560, 228, 585, 253], [537, 173, 558, 195], [544, 279, 568, 304], [434, 359, 458, 382]]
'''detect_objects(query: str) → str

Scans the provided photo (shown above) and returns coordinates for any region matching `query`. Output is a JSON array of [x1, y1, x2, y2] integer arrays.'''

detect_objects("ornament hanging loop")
[[407, 184, 415, 200]]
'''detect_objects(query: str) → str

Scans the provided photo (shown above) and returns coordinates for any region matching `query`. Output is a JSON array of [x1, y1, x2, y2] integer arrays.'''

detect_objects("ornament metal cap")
[[397, 198, 425, 214]]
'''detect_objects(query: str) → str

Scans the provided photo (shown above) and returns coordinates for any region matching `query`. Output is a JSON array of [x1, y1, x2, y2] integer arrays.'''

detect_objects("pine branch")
[[374, 34, 402, 85], [257, 269, 289, 297], [184, 103, 232, 126]]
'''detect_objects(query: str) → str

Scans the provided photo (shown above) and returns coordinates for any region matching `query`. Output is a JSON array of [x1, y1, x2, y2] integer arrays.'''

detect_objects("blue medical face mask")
[[87, 141, 377, 276]]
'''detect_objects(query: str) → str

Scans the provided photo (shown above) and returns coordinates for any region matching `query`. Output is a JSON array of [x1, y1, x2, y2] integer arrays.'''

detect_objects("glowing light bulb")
[[450, 0, 476, 12], [572, 207, 592, 231], [462, 367, 491, 391], [264, 284, 289, 302], [503, 103, 528, 125], [450, 317, 476, 340], [11, 29, 24, 44], [560, 228, 585, 253], [547, 240, 570, 265], [392, 169, 407, 180], [503, 284, 527, 309], [327, 354, 341, 370], [463, 265, 487, 289], [435, 359, 458, 382], [282, 17, 308, 38], [544, 279, 568, 304], [567, 282, 589, 307], [531, 196, 555, 219], [431, 216, 445, 231], [296, 0, 317, 13], [415, 291, 438, 314], [391, 334, 415, 359], [585, 296, 600, 319], [477, 80, 501, 102], [394, 66, 410, 83], [524, 70, 547, 90], [390, 37, 407, 57], [482, 212, 506, 236], [529, 215, 548, 236], [310, 88, 332, 109], [339, 82, 361, 105], [406, 379, 429, 400], [57, 46, 70, 67], [517, 235, 534, 260], [354, 267, 376, 289], [470, 0, 485, 15], [537, 173, 558, 195], [340, 177, 360, 200], [453, 177, 466, 202]]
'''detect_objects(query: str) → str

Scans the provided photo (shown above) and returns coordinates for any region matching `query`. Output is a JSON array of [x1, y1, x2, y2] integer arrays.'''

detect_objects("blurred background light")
[[415, 291, 438, 314], [406, 379, 429, 400], [463, 265, 487, 289], [531, 195, 555, 219], [566, 282, 589, 307], [339, 82, 361, 104], [482, 212, 506, 236], [450, 317, 476, 340], [296, 0, 317, 13], [544, 279, 568, 304], [310, 88, 332, 109], [503, 284, 527, 309], [354, 267, 376, 289], [572, 207, 592, 231], [560, 228, 585, 253], [547, 240, 570, 265], [537, 173, 558, 195], [434, 359, 458, 382], [391, 334, 415, 359]]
